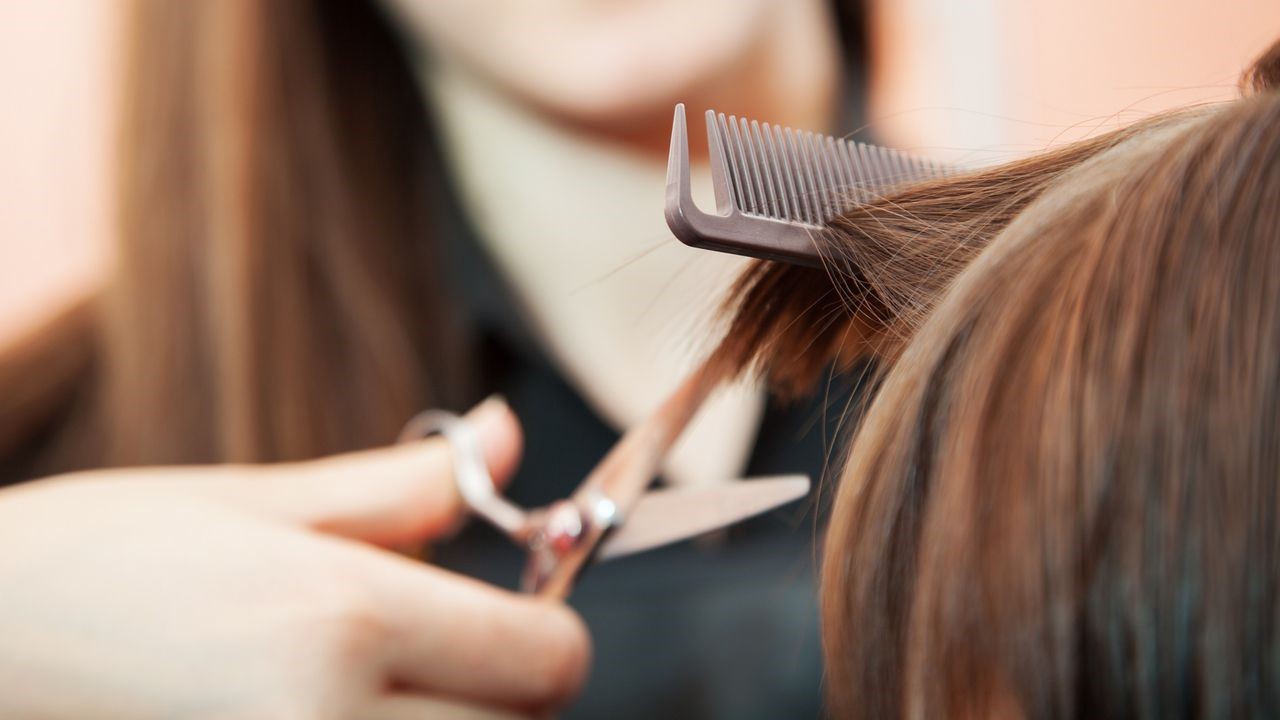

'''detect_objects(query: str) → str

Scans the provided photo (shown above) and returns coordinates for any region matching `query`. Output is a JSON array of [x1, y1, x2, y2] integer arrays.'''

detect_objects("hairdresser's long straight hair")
[[715, 41, 1280, 719], [0, 1, 467, 475]]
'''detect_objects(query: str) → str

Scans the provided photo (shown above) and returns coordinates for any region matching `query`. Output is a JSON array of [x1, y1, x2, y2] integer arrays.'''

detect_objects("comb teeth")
[[711, 110, 951, 226], [665, 103, 956, 268]]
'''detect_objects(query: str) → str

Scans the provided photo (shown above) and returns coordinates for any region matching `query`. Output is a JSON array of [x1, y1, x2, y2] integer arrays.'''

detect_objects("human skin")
[[0, 398, 590, 720], [376, 0, 841, 156]]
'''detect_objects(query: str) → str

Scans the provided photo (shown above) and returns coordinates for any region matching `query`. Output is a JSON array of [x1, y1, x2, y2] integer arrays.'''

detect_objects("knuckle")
[[304, 585, 389, 664]]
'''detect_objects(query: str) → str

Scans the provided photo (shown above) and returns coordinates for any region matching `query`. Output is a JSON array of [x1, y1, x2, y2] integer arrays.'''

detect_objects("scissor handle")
[[400, 354, 724, 599], [399, 410, 620, 593], [399, 411, 532, 541]]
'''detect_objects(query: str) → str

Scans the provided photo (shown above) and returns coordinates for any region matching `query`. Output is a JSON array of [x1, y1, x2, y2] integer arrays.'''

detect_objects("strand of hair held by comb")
[[709, 111, 1199, 397]]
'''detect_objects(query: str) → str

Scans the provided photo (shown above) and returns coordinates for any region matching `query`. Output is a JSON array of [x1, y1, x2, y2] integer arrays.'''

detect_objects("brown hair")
[[0, 0, 467, 475], [716, 43, 1280, 718]]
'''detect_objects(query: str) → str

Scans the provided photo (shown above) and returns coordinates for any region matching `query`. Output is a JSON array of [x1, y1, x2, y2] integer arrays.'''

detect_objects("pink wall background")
[[871, 0, 1280, 163], [0, 2, 118, 347]]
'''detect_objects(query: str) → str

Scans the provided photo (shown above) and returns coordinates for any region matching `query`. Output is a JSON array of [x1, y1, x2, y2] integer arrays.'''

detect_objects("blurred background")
[[3, 1, 1277, 343], [2, 2, 1278, 718]]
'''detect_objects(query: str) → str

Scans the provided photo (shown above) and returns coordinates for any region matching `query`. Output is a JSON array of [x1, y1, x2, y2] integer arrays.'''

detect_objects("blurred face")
[[377, 0, 784, 122]]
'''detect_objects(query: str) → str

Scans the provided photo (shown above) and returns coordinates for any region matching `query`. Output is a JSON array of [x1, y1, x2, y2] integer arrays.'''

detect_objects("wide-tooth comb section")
[[712, 111, 951, 225]]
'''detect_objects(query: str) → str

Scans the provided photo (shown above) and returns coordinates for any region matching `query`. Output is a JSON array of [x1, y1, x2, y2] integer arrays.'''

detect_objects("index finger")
[[124, 396, 523, 545]]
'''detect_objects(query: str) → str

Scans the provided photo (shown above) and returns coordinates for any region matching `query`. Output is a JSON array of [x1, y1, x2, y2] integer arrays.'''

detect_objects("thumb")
[[212, 396, 522, 544]]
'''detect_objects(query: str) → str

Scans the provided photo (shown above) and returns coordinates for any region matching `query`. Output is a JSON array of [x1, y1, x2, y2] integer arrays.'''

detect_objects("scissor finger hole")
[[399, 410, 531, 540]]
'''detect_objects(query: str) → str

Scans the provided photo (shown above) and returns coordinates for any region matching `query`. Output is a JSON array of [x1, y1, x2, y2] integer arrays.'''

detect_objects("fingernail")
[[466, 394, 509, 419], [463, 394, 511, 437], [463, 395, 519, 482]]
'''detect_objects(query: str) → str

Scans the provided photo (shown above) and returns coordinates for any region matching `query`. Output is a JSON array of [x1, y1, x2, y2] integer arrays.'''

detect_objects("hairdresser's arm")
[[0, 399, 589, 720]]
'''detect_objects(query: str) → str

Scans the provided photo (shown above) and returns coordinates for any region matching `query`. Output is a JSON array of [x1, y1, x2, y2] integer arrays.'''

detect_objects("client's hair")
[[714, 41, 1280, 718]]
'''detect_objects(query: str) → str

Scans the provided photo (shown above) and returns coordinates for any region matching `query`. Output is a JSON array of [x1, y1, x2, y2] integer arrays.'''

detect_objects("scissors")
[[399, 357, 810, 600]]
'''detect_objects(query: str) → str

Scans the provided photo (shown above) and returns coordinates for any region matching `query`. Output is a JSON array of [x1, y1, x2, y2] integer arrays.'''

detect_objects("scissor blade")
[[534, 359, 723, 599], [596, 475, 810, 561]]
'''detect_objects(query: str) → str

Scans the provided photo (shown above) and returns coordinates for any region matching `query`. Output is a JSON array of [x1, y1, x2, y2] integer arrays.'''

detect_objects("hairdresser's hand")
[[0, 398, 589, 720]]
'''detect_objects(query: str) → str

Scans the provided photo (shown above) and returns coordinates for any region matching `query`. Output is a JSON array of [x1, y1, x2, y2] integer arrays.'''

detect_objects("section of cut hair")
[[715, 38, 1280, 400], [710, 113, 1199, 397]]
